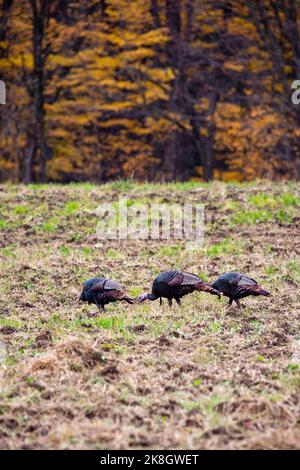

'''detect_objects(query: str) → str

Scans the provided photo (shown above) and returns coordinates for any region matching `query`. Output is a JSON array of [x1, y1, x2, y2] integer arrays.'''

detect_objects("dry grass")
[[0, 180, 299, 449]]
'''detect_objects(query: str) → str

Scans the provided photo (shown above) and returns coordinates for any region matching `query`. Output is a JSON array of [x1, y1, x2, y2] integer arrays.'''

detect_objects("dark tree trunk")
[[164, 0, 182, 179], [150, 0, 160, 28], [26, 0, 48, 183], [165, 0, 217, 181], [203, 91, 217, 181], [166, 0, 181, 36], [0, 0, 13, 57], [184, 0, 193, 41], [100, 0, 107, 18], [0, 0, 13, 144]]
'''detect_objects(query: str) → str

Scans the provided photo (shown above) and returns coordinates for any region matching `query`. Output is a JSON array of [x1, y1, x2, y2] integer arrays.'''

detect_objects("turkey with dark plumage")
[[79, 277, 134, 313], [211, 271, 270, 308], [137, 270, 221, 307]]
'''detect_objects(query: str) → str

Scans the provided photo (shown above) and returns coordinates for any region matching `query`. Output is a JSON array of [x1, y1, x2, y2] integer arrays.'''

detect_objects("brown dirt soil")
[[0, 180, 299, 449]]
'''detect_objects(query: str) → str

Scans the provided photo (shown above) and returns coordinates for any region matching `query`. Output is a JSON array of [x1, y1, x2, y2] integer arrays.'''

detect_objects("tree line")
[[0, 0, 299, 183]]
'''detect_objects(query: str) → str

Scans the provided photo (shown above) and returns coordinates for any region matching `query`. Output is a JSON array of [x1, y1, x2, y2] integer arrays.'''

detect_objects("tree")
[[244, 0, 300, 179], [1, 0, 299, 183]]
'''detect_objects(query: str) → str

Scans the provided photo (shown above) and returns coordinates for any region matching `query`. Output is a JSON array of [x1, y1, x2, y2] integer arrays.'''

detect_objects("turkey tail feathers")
[[244, 285, 271, 296], [256, 287, 271, 296], [123, 296, 135, 304]]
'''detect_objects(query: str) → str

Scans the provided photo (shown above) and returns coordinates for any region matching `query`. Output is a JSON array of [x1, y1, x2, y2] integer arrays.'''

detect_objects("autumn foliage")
[[0, 0, 299, 183]]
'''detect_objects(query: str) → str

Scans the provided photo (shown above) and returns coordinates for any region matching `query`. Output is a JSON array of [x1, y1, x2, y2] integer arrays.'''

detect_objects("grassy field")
[[0, 180, 299, 449]]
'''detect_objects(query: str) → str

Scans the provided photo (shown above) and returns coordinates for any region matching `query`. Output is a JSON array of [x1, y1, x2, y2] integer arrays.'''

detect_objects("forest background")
[[1, 0, 300, 183]]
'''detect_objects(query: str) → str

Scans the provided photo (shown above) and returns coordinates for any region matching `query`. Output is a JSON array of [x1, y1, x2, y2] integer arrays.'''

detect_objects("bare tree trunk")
[[164, 0, 182, 179], [29, 0, 48, 183], [0, 0, 14, 156], [189, 109, 215, 182], [203, 91, 217, 181], [150, 0, 160, 28], [184, 0, 193, 41], [165, 0, 217, 181], [0, 0, 13, 56]]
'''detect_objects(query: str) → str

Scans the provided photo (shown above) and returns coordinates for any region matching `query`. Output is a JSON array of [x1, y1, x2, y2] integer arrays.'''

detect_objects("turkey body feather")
[[80, 277, 134, 313], [211, 271, 270, 307], [138, 270, 221, 307]]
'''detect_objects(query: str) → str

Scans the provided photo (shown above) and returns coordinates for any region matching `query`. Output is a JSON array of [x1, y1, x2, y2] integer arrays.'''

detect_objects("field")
[[0, 180, 299, 450]]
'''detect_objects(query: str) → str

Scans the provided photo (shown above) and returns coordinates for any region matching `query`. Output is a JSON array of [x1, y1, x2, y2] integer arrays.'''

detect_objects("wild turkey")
[[137, 270, 221, 307], [79, 277, 134, 313], [211, 271, 270, 308]]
